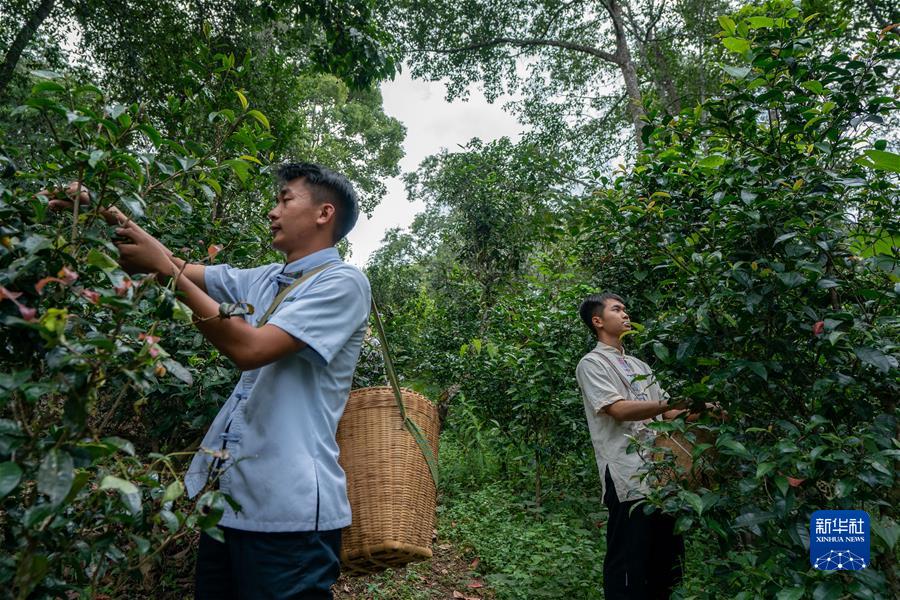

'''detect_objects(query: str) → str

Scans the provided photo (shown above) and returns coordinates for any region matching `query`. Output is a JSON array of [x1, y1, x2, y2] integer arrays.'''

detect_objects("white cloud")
[[345, 70, 522, 267]]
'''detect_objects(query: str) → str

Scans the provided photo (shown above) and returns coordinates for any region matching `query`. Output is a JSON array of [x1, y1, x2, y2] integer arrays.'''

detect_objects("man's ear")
[[591, 314, 603, 330], [316, 202, 336, 226]]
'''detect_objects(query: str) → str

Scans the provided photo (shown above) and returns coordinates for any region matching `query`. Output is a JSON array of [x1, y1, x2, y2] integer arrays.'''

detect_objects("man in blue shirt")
[[58, 163, 370, 598]]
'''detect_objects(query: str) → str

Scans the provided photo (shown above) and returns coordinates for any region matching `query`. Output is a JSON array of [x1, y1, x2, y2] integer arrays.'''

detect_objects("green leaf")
[[747, 362, 767, 381], [679, 490, 704, 515], [722, 65, 751, 79], [734, 511, 775, 527], [800, 81, 825, 95], [247, 109, 269, 129], [86, 249, 119, 272], [756, 462, 776, 478], [723, 37, 751, 54], [774, 475, 789, 496], [776, 272, 805, 288], [855, 149, 900, 173], [746, 16, 775, 29], [100, 475, 138, 495], [854, 347, 895, 373], [0, 462, 23, 498], [161, 358, 194, 385], [652, 342, 670, 362], [674, 515, 693, 534], [872, 516, 899, 550], [162, 480, 185, 503], [718, 437, 752, 459], [718, 15, 736, 35], [698, 155, 726, 169], [812, 581, 842, 600], [102, 436, 135, 456], [223, 158, 251, 183], [32, 80, 65, 94], [172, 300, 194, 324], [139, 124, 162, 147], [776, 589, 804, 600], [235, 90, 249, 110], [37, 449, 74, 506]]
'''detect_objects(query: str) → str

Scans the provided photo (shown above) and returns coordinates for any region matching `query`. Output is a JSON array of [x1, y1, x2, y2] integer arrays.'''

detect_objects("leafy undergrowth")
[[333, 542, 494, 600], [438, 481, 607, 600]]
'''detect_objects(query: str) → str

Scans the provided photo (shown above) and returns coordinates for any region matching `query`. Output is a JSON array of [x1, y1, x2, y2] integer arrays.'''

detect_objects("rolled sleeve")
[[268, 268, 371, 366], [204, 264, 273, 304], [576, 357, 624, 414]]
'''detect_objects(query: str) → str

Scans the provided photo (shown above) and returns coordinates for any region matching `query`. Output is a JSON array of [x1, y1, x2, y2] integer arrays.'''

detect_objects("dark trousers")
[[603, 468, 684, 600], [195, 527, 342, 600]]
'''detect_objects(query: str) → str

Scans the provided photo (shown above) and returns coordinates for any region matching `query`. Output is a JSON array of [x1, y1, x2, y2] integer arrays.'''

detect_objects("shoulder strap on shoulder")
[[591, 349, 636, 396], [256, 262, 338, 327]]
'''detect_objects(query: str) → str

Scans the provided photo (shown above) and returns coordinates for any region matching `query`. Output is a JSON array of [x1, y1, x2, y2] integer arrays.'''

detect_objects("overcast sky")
[[345, 70, 522, 267]]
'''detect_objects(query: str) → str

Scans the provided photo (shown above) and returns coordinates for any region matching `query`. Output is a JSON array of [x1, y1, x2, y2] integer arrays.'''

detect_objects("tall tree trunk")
[[0, 0, 57, 97], [652, 44, 681, 113], [605, 0, 645, 150]]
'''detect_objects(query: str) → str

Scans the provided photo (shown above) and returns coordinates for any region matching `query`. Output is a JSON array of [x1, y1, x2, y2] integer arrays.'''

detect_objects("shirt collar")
[[594, 341, 627, 357], [281, 247, 341, 277]]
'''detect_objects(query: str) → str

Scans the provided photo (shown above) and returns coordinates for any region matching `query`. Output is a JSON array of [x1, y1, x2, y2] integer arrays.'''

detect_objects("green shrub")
[[0, 39, 274, 598]]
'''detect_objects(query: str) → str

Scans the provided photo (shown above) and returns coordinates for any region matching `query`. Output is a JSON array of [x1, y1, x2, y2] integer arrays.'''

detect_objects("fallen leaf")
[[208, 244, 224, 261], [812, 321, 824, 336], [467, 580, 484, 589], [787, 476, 805, 487], [469, 558, 480, 570]]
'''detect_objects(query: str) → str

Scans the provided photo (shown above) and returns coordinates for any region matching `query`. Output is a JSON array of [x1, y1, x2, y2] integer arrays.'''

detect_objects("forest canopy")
[[1, 0, 898, 598]]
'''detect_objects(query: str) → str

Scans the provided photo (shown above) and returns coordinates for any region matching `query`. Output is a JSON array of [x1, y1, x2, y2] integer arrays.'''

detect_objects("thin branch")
[[419, 37, 620, 65]]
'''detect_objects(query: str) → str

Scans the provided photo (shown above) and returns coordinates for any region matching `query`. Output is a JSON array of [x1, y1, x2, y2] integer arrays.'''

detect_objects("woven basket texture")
[[337, 386, 440, 575], [653, 430, 717, 487]]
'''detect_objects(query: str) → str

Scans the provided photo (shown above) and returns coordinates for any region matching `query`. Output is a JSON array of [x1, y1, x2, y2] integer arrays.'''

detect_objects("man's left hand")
[[114, 221, 173, 275]]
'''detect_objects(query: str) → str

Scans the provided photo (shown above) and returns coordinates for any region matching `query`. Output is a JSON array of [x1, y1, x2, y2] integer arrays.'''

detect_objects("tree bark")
[[652, 43, 681, 113], [0, 0, 58, 98], [605, 0, 645, 150]]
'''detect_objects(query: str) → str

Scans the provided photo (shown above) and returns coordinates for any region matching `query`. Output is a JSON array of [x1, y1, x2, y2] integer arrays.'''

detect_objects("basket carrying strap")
[[370, 298, 440, 489], [256, 262, 337, 327]]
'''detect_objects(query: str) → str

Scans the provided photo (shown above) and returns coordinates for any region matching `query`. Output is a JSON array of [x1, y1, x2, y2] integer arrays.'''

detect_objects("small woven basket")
[[653, 430, 716, 487], [337, 386, 440, 575]]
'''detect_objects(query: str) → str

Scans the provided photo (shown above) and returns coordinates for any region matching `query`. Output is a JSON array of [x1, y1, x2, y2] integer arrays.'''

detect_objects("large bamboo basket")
[[337, 386, 440, 575]]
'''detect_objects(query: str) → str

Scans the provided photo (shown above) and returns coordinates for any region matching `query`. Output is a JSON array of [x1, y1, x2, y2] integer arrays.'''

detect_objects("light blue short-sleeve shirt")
[[184, 247, 371, 532]]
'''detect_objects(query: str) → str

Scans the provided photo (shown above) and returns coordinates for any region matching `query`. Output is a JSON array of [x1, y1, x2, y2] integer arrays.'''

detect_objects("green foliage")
[[440, 434, 605, 600], [370, 1, 898, 597], [0, 23, 399, 591], [596, 2, 898, 596]]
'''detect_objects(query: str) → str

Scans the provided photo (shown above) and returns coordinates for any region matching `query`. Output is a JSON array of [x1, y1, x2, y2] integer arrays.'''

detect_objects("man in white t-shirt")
[[575, 292, 690, 599]]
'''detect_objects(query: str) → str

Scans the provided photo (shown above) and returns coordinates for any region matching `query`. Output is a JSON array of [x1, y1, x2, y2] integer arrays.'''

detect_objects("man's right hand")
[[42, 181, 127, 226], [43, 182, 175, 275]]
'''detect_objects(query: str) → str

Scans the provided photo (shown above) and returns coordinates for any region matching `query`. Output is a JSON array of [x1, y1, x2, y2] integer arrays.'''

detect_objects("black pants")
[[603, 468, 684, 600], [195, 527, 342, 600]]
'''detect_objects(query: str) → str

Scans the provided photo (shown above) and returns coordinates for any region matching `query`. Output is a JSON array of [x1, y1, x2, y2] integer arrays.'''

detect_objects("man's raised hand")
[[42, 181, 126, 226], [113, 221, 176, 276]]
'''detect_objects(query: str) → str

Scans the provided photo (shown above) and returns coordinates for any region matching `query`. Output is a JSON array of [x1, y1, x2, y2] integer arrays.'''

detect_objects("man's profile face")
[[594, 300, 631, 338], [267, 178, 335, 253]]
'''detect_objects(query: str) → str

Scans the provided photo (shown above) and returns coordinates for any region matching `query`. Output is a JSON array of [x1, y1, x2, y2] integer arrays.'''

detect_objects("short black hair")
[[579, 292, 625, 336], [276, 162, 359, 242]]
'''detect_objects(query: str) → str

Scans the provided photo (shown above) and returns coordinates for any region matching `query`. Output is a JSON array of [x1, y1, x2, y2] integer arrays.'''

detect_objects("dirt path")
[[333, 541, 495, 600]]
